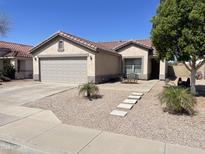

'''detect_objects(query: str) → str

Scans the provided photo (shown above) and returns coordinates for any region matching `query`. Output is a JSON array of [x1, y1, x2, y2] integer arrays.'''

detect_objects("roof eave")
[[114, 41, 153, 51], [30, 32, 59, 54], [0, 56, 15, 59], [30, 32, 98, 54], [96, 48, 121, 57]]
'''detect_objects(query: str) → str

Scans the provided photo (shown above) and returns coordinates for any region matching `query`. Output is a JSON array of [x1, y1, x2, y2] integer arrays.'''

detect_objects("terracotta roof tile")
[[0, 41, 32, 58], [95, 39, 152, 51], [30, 31, 153, 56], [30, 31, 120, 56]]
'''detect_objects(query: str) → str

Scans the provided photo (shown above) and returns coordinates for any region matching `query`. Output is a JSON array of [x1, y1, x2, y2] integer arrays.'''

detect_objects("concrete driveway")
[[0, 80, 74, 106]]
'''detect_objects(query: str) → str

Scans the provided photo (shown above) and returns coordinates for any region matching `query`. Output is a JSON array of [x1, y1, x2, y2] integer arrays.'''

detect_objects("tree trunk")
[[87, 91, 90, 98], [190, 68, 197, 95], [183, 59, 205, 95]]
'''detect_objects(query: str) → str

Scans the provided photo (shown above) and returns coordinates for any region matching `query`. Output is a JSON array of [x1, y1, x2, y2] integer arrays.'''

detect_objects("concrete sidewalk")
[[0, 106, 204, 154]]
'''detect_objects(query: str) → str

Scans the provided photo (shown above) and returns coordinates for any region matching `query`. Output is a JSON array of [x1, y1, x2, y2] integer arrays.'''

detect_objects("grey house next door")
[[40, 57, 87, 84]]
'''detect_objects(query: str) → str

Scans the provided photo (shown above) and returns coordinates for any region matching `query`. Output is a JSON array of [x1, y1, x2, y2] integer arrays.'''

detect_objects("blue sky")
[[0, 0, 160, 46]]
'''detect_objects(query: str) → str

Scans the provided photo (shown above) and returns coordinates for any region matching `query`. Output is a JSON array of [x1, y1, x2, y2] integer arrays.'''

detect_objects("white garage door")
[[40, 57, 87, 84]]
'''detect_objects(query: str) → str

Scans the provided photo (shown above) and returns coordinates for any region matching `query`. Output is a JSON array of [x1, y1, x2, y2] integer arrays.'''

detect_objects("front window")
[[125, 58, 142, 74], [58, 40, 64, 52]]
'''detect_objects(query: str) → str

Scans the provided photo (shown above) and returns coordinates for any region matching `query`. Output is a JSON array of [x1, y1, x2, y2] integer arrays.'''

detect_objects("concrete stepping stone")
[[117, 103, 134, 110], [128, 95, 141, 99], [123, 99, 137, 104], [132, 92, 144, 96], [110, 110, 127, 117]]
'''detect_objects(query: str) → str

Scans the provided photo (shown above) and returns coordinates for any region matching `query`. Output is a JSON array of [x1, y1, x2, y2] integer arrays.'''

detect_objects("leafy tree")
[[151, 0, 205, 94], [0, 13, 9, 36]]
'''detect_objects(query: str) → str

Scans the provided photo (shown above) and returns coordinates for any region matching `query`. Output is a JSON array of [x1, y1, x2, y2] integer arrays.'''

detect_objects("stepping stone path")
[[132, 92, 144, 96], [128, 95, 141, 99], [117, 103, 133, 110], [123, 99, 138, 104], [110, 110, 127, 117], [110, 92, 145, 117]]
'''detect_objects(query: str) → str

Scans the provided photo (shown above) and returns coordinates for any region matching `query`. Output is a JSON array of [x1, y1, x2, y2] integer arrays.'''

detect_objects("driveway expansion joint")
[[77, 131, 103, 154], [0, 108, 43, 128], [26, 123, 60, 143]]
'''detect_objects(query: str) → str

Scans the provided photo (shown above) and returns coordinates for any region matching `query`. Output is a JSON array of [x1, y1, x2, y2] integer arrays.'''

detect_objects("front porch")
[[0, 58, 33, 79], [122, 57, 167, 80]]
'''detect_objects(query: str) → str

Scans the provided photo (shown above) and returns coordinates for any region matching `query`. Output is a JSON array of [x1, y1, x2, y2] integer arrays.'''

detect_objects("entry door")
[[151, 58, 160, 79]]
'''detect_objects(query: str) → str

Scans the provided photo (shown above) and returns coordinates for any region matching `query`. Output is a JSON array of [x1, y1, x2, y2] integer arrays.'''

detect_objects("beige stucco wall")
[[95, 51, 121, 76], [148, 56, 152, 77], [159, 60, 167, 80], [118, 45, 149, 79], [32, 37, 96, 80]]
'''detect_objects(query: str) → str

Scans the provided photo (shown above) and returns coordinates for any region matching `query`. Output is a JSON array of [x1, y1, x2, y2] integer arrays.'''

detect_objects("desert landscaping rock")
[[117, 103, 134, 110], [110, 110, 127, 117], [26, 81, 205, 149], [128, 95, 141, 99], [123, 99, 138, 104]]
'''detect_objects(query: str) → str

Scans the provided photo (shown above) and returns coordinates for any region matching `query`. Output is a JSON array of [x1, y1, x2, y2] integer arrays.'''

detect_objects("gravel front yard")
[[26, 81, 205, 149]]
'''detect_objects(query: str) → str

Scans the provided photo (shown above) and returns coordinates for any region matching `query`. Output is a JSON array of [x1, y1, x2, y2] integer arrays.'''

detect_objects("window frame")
[[124, 58, 143, 74], [58, 40, 64, 52]]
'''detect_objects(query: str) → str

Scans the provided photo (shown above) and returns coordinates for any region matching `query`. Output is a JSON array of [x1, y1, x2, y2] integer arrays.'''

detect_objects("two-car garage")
[[40, 57, 87, 84], [30, 31, 122, 84]]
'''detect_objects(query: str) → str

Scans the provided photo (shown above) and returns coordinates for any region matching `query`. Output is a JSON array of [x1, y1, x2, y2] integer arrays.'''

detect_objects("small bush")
[[79, 82, 99, 100], [3, 64, 15, 79], [0, 75, 11, 82], [159, 85, 196, 115], [0, 72, 11, 82]]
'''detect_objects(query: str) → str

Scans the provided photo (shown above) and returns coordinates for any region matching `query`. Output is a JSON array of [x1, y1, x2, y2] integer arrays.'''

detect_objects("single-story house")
[[30, 31, 167, 84], [0, 41, 33, 79]]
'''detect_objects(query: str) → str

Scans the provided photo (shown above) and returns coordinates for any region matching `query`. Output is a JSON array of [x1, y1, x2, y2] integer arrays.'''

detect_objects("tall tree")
[[151, 0, 205, 94], [0, 14, 9, 36]]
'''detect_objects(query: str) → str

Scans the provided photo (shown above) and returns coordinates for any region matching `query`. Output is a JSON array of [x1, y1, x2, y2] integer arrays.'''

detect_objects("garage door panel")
[[40, 57, 87, 84]]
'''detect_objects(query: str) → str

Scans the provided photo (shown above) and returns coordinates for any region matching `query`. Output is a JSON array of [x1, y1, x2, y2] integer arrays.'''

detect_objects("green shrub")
[[0, 75, 11, 82], [3, 64, 15, 79], [0, 72, 11, 82], [159, 85, 196, 115], [79, 82, 99, 100]]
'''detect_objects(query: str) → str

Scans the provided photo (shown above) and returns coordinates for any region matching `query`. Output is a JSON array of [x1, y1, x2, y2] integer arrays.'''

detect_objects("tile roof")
[[59, 32, 153, 51], [30, 31, 153, 56], [95, 39, 153, 51], [59, 32, 117, 53], [0, 41, 32, 58], [30, 31, 120, 56]]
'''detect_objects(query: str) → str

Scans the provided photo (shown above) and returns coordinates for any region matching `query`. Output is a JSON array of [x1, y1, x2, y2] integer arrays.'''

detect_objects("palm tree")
[[79, 82, 99, 100], [159, 85, 196, 115]]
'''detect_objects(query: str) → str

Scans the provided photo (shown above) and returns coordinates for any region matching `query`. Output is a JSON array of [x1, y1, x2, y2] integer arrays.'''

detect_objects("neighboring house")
[[0, 41, 33, 79], [30, 31, 167, 84], [168, 62, 205, 79]]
